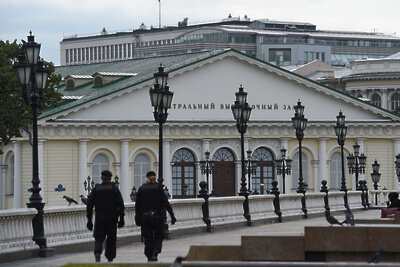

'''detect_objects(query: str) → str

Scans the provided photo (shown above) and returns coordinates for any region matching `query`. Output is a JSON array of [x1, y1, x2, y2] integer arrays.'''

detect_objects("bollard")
[[198, 181, 212, 232], [320, 180, 330, 212], [271, 180, 282, 222]]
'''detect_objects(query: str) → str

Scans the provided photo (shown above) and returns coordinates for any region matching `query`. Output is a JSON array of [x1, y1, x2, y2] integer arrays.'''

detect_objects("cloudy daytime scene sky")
[[1, 0, 399, 65]]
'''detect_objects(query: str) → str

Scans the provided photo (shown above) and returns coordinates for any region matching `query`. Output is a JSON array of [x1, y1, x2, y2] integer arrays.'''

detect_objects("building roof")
[[42, 49, 400, 122]]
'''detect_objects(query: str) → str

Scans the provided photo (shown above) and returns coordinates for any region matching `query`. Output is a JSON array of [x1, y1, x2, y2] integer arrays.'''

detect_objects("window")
[[123, 44, 127, 58], [6, 154, 14, 195], [94, 76, 103, 87], [65, 49, 69, 63], [66, 79, 75, 89], [291, 152, 309, 189], [91, 153, 110, 184], [171, 148, 196, 198], [391, 93, 400, 111], [252, 147, 274, 193], [269, 49, 291, 66], [133, 153, 151, 189], [111, 45, 114, 59], [329, 152, 342, 189], [371, 93, 381, 107]]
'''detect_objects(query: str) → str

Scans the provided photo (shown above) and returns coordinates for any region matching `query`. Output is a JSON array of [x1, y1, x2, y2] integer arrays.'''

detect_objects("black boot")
[[95, 254, 101, 262]]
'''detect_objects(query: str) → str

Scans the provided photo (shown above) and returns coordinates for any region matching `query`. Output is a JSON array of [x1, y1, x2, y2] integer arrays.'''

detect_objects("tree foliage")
[[0, 39, 62, 153]]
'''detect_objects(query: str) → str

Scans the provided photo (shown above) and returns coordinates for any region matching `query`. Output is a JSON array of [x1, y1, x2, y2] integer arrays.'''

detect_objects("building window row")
[[261, 35, 400, 48], [66, 43, 134, 64]]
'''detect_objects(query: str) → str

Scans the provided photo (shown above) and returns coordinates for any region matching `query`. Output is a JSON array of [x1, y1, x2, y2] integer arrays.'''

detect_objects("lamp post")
[[200, 151, 216, 191], [395, 153, 400, 184], [83, 176, 95, 197], [13, 32, 50, 251], [291, 100, 308, 218], [231, 85, 252, 225], [370, 160, 381, 205], [149, 64, 174, 187], [275, 149, 292, 194], [334, 111, 348, 208], [347, 143, 367, 190], [245, 150, 257, 193]]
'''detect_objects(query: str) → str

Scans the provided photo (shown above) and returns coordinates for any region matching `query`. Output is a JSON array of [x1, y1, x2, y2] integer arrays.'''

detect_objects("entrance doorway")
[[212, 148, 235, 196]]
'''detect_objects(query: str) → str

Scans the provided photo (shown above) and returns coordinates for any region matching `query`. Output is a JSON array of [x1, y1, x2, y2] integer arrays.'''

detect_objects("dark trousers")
[[94, 215, 117, 260], [141, 215, 164, 259]]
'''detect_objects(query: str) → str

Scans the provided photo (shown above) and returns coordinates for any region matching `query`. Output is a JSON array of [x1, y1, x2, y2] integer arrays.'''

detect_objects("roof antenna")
[[158, 0, 161, 28]]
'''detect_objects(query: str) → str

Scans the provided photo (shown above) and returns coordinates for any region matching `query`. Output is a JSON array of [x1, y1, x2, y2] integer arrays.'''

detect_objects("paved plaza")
[[0, 209, 382, 267]]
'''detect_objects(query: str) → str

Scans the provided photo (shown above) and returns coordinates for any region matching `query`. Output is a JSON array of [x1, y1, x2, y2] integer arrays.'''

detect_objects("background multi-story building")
[[60, 15, 400, 67]]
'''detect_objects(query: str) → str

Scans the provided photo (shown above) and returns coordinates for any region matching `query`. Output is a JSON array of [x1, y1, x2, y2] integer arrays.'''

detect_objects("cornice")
[[25, 123, 400, 139]]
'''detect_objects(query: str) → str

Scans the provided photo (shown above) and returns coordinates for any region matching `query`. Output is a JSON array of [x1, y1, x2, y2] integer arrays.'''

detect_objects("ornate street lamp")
[[291, 100, 308, 217], [347, 143, 367, 190], [200, 151, 216, 191], [13, 32, 50, 251], [245, 150, 258, 193], [231, 85, 252, 225], [275, 149, 292, 194], [83, 175, 95, 197], [149, 64, 174, 187], [370, 160, 381, 205], [334, 111, 348, 208], [395, 153, 400, 183]]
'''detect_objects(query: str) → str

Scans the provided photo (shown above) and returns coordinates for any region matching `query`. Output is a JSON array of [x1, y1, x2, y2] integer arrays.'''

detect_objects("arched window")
[[371, 93, 381, 107], [66, 79, 75, 89], [93, 76, 103, 87], [391, 93, 400, 111], [6, 154, 14, 195], [212, 148, 235, 196], [171, 148, 196, 198], [355, 93, 363, 98], [252, 147, 274, 193], [329, 152, 342, 189], [133, 153, 151, 189], [291, 152, 309, 189], [92, 153, 110, 184]]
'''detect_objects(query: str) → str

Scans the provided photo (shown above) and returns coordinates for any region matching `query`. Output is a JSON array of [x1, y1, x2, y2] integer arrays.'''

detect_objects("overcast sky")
[[1, 0, 399, 65]]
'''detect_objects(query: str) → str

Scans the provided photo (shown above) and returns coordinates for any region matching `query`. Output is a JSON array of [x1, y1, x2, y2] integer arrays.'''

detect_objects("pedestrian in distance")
[[86, 170, 125, 262], [135, 171, 177, 262], [381, 192, 400, 218]]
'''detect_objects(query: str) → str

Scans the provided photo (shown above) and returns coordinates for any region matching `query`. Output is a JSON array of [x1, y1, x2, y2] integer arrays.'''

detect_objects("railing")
[[369, 190, 400, 207], [0, 191, 362, 254]]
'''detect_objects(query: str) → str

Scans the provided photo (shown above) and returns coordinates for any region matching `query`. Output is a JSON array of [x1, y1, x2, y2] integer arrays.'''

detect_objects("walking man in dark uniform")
[[135, 171, 177, 261], [86, 170, 125, 262]]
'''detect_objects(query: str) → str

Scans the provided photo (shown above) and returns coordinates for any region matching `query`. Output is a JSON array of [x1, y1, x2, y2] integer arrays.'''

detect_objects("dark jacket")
[[135, 182, 173, 224], [87, 182, 125, 221]]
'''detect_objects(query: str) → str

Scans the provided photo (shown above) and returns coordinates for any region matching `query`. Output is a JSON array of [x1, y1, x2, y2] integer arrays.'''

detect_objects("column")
[[235, 160, 241, 195], [163, 139, 172, 193], [78, 139, 90, 197], [38, 139, 46, 200], [382, 89, 388, 110], [0, 162, 6, 209], [13, 141, 22, 209], [244, 137, 250, 153], [394, 138, 400, 190], [120, 139, 132, 202], [280, 138, 290, 193], [312, 160, 319, 192], [318, 138, 329, 190], [195, 161, 201, 195]]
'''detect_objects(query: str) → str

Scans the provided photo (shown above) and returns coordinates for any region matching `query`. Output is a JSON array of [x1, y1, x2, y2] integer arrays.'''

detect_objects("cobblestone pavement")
[[0, 209, 381, 267]]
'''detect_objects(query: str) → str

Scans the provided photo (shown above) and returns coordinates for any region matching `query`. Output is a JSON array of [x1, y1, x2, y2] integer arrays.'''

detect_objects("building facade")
[[319, 52, 400, 112], [60, 16, 400, 67], [1, 50, 400, 209]]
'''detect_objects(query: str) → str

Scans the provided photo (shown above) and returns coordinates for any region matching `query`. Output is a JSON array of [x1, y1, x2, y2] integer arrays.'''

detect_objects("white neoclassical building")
[[1, 49, 400, 209]]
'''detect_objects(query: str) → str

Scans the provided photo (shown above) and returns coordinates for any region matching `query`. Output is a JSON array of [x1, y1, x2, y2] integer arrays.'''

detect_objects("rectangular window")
[[65, 49, 69, 63], [73, 49, 77, 62], [86, 48, 89, 61], [123, 44, 126, 58], [102, 46, 105, 60], [106, 46, 110, 59], [269, 48, 291, 66], [119, 44, 122, 58], [128, 44, 131, 57]]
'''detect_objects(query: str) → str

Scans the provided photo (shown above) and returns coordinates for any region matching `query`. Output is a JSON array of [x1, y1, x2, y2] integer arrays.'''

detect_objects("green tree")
[[0, 40, 62, 153]]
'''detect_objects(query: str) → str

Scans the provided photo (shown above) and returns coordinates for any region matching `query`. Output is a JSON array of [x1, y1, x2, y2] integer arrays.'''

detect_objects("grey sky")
[[1, 0, 399, 65]]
